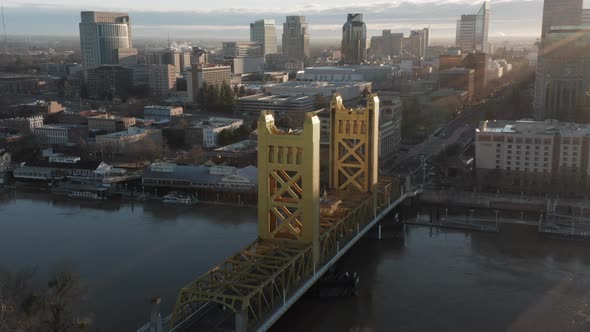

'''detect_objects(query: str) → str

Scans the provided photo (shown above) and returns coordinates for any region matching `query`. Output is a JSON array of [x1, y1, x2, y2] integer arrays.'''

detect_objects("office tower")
[[342, 14, 367, 65], [191, 47, 208, 65], [250, 19, 278, 55], [583, 9, 590, 26], [541, 0, 583, 38], [455, 2, 490, 53], [404, 28, 429, 58], [282, 16, 310, 62], [534, 27, 590, 122], [222, 42, 264, 58], [146, 48, 191, 78], [79, 11, 132, 69], [115, 48, 138, 67], [382, 30, 403, 56], [148, 64, 176, 97], [187, 65, 232, 103]]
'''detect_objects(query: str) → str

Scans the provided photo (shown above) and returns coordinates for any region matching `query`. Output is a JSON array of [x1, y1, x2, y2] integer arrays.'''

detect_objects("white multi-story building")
[[476, 119, 590, 194], [186, 118, 244, 148], [143, 105, 183, 121]]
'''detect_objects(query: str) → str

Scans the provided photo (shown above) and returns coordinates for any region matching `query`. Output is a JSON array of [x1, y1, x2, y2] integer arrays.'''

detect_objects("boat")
[[68, 190, 107, 200], [162, 193, 198, 205]]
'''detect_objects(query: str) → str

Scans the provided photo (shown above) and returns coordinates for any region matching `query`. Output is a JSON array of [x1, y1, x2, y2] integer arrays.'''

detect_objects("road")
[[388, 82, 515, 177]]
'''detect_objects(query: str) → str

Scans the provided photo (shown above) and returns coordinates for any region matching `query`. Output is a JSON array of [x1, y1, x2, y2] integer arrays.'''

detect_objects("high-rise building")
[[342, 14, 367, 65], [456, 2, 490, 53], [541, 0, 583, 38], [86, 65, 133, 99], [222, 42, 263, 58], [282, 16, 310, 62], [187, 65, 232, 103], [404, 28, 429, 58], [534, 27, 590, 122], [250, 19, 278, 55], [583, 9, 590, 26], [148, 64, 176, 97], [79, 11, 132, 69], [146, 48, 191, 78]]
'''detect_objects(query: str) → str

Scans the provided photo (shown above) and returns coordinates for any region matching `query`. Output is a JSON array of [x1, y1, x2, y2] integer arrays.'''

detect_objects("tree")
[[239, 85, 246, 97], [43, 264, 91, 332], [0, 264, 91, 332]]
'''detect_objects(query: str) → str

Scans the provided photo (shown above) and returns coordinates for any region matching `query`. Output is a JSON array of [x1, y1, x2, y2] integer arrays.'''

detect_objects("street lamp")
[[495, 210, 499, 230]]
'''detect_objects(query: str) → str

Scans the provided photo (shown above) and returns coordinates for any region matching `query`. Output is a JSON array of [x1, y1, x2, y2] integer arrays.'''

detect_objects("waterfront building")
[[475, 119, 590, 194], [79, 11, 132, 69], [144, 105, 184, 122], [456, 2, 490, 53], [342, 14, 367, 65], [142, 163, 258, 192], [250, 19, 278, 55], [14, 159, 111, 181], [282, 16, 310, 62]]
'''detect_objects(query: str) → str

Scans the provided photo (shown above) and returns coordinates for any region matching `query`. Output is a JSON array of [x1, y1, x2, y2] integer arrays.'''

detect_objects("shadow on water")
[[273, 223, 590, 332]]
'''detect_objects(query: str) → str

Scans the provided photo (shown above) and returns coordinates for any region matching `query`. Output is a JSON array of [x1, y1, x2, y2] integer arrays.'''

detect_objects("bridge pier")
[[235, 309, 248, 332]]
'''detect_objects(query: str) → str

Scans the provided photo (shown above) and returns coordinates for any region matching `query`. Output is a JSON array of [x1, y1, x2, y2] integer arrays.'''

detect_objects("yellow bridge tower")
[[329, 93, 380, 193], [257, 111, 321, 264]]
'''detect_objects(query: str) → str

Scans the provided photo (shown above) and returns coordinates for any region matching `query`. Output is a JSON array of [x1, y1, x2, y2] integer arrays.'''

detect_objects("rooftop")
[[213, 139, 257, 153], [479, 120, 590, 136]]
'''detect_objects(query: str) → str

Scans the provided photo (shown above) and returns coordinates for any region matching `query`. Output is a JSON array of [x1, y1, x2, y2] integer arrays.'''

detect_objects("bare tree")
[[41, 263, 91, 332]]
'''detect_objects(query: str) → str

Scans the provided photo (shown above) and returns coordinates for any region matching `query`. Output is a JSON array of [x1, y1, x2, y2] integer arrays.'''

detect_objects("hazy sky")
[[3, 0, 588, 40]]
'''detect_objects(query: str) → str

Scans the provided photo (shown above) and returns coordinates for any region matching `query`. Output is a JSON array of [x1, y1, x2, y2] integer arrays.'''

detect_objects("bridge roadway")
[[146, 185, 420, 332]]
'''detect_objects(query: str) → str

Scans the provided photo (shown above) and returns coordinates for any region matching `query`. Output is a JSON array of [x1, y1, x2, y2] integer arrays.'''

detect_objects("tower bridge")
[[140, 93, 420, 332]]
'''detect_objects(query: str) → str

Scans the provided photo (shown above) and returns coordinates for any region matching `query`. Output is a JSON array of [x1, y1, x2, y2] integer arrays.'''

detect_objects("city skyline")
[[3, 0, 587, 39]]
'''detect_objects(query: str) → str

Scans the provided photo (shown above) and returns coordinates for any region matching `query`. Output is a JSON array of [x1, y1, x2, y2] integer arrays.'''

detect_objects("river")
[[2, 190, 590, 331]]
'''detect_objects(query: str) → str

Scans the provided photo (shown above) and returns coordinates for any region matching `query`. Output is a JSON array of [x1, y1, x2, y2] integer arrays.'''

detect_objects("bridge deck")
[[166, 178, 406, 332]]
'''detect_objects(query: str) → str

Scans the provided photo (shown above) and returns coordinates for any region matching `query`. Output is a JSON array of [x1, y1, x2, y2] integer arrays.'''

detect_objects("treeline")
[[196, 82, 236, 112], [218, 124, 252, 146]]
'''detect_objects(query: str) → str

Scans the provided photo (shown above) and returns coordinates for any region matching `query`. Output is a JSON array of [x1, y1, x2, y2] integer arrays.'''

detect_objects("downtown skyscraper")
[[341, 14, 367, 65], [79, 11, 132, 69], [455, 1, 490, 53], [250, 19, 278, 56], [534, 0, 588, 122], [541, 0, 583, 37], [282, 16, 310, 62]]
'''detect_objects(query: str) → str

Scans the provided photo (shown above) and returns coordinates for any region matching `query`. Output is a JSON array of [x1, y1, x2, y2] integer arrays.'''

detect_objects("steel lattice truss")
[[170, 239, 313, 329], [169, 177, 396, 331]]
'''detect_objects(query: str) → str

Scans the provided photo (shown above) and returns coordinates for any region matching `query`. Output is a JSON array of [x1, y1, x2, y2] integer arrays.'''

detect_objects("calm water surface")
[[2, 190, 590, 332]]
